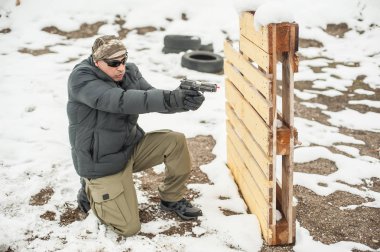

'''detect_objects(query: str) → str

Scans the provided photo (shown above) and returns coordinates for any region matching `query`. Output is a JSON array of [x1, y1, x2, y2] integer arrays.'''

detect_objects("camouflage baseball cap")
[[92, 35, 127, 61]]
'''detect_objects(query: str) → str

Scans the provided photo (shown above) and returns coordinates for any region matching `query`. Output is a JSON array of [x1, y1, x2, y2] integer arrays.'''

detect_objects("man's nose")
[[116, 64, 125, 71]]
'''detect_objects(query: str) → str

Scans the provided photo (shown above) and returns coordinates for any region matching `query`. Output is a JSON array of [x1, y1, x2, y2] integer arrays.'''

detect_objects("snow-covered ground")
[[0, 0, 379, 251]]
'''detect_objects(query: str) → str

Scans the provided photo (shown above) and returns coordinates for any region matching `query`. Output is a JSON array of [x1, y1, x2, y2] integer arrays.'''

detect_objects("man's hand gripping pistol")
[[179, 79, 219, 93]]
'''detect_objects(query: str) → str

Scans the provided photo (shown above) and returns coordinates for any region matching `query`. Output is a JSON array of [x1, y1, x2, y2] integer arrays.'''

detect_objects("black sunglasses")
[[104, 53, 128, 67]]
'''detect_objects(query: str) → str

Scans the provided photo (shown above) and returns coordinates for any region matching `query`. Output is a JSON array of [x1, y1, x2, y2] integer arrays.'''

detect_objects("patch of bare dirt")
[[64, 57, 80, 63], [118, 27, 131, 40], [219, 207, 242, 216], [160, 221, 199, 236], [298, 76, 380, 115], [299, 38, 323, 48], [42, 21, 106, 39], [18, 46, 55, 56], [29, 187, 54, 206], [366, 177, 380, 193], [294, 158, 338, 175], [187, 135, 216, 184], [309, 66, 324, 73], [113, 15, 159, 39], [328, 61, 360, 68], [337, 178, 380, 194], [138, 202, 201, 239], [298, 54, 333, 61], [295, 186, 380, 250], [324, 23, 351, 38], [0, 245, 15, 252], [138, 135, 215, 202], [59, 204, 88, 226], [113, 15, 130, 39], [218, 196, 230, 200], [0, 28, 11, 34], [40, 210, 56, 221], [294, 80, 313, 91], [135, 26, 158, 35], [292, 74, 380, 160], [260, 244, 294, 252], [293, 78, 380, 161], [292, 81, 332, 124], [139, 203, 160, 223], [352, 249, 377, 252], [338, 128, 380, 159], [181, 13, 188, 21], [25, 230, 52, 242]]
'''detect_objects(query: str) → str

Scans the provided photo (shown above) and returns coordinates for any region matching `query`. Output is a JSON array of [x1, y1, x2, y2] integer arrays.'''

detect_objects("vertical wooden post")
[[281, 24, 297, 242], [269, 24, 278, 243]]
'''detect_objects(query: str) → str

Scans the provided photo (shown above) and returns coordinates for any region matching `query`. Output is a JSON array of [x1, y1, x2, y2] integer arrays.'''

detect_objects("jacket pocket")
[[90, 132, 99, 162], [90, 181, 132, 227], [89, 132, 95, 159]]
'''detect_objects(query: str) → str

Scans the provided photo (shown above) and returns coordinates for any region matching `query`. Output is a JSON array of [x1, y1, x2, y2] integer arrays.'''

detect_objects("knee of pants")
[[167, 131, 186, 145], [117, 221, 141, 237]]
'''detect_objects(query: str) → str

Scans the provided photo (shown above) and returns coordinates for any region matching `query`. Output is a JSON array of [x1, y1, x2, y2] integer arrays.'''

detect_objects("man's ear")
[[94, 60, 99, 67]]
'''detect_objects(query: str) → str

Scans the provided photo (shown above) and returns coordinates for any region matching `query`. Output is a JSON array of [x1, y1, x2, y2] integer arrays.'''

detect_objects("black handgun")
[[180, 79, 218, 93]]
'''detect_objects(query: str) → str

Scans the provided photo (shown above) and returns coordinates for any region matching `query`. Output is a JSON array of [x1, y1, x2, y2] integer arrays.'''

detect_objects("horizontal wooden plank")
[[224, 41, 272, 100], [225, 80, 272, 146], [227, 120, 272, 187], [240, 11, 271, 53], [227, 139, 271, 222], [226, 103, 272, 165], [224, 61, 273, 124], [240, 34, 272, 73], [227, 138, 273, 224], [227, 154, 273, 243]]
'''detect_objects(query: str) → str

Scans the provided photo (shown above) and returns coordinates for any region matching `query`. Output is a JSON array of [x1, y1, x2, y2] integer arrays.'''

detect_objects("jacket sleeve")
[[68, 67, 168, 114], [128, 63, 188, 114]]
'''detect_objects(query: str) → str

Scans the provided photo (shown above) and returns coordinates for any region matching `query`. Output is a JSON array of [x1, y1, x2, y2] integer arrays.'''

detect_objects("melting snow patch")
[[354, 89, 375, 95], [323, 109, 380, 132], [348, 99, 380, 108]]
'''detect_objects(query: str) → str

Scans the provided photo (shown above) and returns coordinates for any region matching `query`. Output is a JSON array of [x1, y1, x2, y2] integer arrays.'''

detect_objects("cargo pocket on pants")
[[90, 182, 132, 230]]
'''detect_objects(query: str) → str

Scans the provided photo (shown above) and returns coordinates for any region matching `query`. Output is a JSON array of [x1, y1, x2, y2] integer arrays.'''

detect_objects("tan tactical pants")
[[85, 130, 191, 236]]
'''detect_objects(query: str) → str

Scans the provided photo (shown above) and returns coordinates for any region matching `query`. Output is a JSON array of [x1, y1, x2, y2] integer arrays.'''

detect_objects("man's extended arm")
[[69, 68, 167, 114], [68, 66, 203, 114]]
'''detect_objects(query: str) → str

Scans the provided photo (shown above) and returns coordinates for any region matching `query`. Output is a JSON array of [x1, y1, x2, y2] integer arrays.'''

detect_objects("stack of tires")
[[162, 35, 223, 74]]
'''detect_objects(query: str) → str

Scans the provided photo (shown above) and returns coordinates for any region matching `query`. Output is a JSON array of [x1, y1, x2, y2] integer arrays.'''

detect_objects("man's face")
[[95, 55, 126, 82]]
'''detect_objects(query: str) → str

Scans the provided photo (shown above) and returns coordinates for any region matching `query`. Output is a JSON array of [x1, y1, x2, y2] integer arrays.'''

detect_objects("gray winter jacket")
[[67, 56, 170, 179]]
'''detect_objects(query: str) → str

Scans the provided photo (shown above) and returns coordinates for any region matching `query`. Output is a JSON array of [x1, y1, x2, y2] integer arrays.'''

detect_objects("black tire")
[[164, 35, 201, 50], [181, 51, 223, 73]]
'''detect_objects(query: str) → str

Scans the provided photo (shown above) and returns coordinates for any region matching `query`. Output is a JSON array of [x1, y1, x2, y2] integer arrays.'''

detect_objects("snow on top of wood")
[[254, 1, 295, 30], [233, 0, 295, 30]]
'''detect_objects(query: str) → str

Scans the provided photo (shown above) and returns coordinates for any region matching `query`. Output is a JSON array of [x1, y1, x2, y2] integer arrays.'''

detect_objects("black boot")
[[160, 198, 202, 220]]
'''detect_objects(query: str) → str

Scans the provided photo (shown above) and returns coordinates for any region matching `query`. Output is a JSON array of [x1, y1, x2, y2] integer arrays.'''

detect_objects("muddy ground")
[[16, 17, 380, 252]]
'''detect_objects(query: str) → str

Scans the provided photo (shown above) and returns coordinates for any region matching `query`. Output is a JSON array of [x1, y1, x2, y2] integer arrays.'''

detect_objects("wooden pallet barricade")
[[224, 11, 299, 245]]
